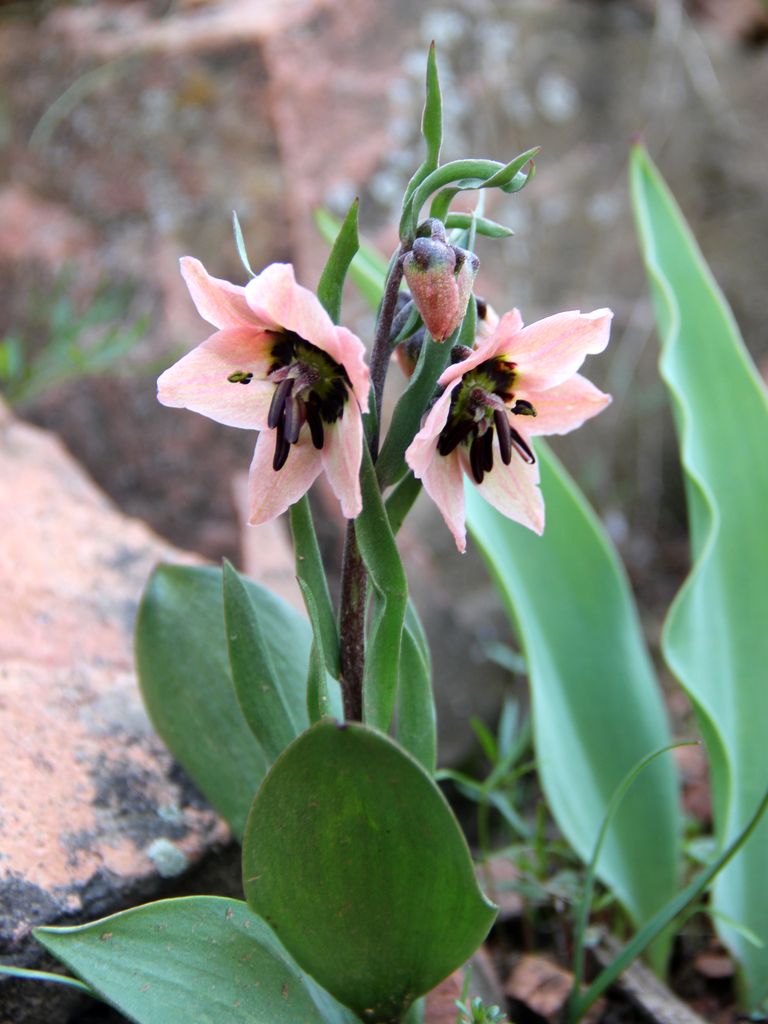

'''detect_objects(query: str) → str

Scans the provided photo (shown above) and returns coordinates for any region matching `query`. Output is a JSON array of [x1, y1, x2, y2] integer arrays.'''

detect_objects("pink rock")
[[0, 402, 228, 1021]]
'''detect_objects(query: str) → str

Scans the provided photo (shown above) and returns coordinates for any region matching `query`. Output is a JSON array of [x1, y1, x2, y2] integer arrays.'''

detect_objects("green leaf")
[[222, 561, 307, 762], [136, 565, 269, 839], [444, 212, 514, 238], [35, 897, 358, 1024], [289, 496, 340, 677], [297, 577, 335, 724], [630, 144, 768, 1006], [400, 43, 443, 221], [401, 149, 538, 240], [466, 444, 681, 937], [316, 198, 360, 324], [397, 601, 436, 774], [356, 444, 409, 731], [242, 722, 496, 1022], [315, 209, 389, 311]]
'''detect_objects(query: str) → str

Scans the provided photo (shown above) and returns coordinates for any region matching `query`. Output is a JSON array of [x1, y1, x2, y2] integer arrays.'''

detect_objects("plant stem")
[[337, 245, 408, 719], [338, 522, 367, 721], [368, 247, 406, 459]]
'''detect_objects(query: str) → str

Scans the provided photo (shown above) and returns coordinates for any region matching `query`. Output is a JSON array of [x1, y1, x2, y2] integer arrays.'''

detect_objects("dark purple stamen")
[[437, 417, 475, 456], [509, 426, 535, 464], [494, 408, 512, 465], [283, 396, 303, 445], [480, 427, 494, 472], [268, 377, 294, 430], [305, 404, 325, 450], [272, 430, 291, 471], [469, 434, 485, 485]]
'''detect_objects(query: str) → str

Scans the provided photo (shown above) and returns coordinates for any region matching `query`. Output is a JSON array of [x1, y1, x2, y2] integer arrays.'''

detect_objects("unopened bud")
[[402, 226, 480, 343], [394, 327, 426, 379]]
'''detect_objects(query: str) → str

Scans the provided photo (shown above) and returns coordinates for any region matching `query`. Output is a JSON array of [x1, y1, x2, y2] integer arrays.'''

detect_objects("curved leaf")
[[243, 721, 496, 1022], [630, 144, 768, 1007], [35, 897, 357, 1024], [466, 445, 680, 938], [136, 565, 269, 840]]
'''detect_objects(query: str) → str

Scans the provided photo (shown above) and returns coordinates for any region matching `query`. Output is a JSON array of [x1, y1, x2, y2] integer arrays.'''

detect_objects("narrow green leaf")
[[0, 964, 98, 997], [231, 210, 256, 277], [401, 148, 538, 238], [35, 897, 358, 1024], [571, 786, 768, 1020], [569, 741, 695, 1018], [289, 496, 340, 677], [356, 443, 409, 730], [242, 722, 496, 1022], [316, 198, 360, 324], [222, 560, 306, 762], [466, 444, 681, 934], [385, 472, 422, 536], [136, 565, 269, 840], [297, 577, 333, 724], [444, 212, 515, 238], [314, 208, 387, 312], [400, 45, 443, 230], [397, 601, 437, 774], [376, 335, 455, 489], [630, 144, 768, 1006]]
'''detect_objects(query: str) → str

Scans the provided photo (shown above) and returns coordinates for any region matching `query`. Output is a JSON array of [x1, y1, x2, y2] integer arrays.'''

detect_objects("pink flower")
[[158, 258, 370, 524], [405, 307, 613, 552]]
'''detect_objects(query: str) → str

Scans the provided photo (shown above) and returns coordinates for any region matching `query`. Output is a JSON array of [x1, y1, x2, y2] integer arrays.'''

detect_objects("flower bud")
[[402, 225, 480, 343]]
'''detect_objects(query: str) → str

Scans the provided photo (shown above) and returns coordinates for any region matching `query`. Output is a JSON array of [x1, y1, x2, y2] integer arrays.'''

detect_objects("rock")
[[505, 955, 604, 1024], [0, 402, 232, 1023]]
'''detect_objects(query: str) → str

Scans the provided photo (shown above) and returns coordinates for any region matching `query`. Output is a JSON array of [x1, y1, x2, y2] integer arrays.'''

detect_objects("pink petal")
[[157, 327, 276, 429], [467, 441, 545, 535], [247, 431, 323, 526], [510, 309, 613, 391], [321, 400, 364, 519], [405, 382, 459, 477], [422, 449, 467, 553], [522, 374, 612, 436], [438, 309, 524, 388], [180, 257, 265, 330], [245, 263, 338, 351], [332, 326, 370, 413]]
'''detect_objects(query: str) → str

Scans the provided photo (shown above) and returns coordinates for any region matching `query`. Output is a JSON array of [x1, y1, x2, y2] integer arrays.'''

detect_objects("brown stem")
[[368, 248, 406, 459], [338, 521, 367, 721]]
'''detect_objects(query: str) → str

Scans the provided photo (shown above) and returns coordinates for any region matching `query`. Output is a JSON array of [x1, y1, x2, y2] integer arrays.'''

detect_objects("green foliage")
[[290, 496, 341, 678], [316, 198, 361, 325], [35, 897, 358, 1024], [466, 445, 681, 944], [0, 275, 147, 406], [242, 721, 496, 1023], [455, 995, 509, 1024], [222, 560, 308, 761], [314, 209, 390, 311], [630, 144, 768, 1007], [136, 564, 308, 839]]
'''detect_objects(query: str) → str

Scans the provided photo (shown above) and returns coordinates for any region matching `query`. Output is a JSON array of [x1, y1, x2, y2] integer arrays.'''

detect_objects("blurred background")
[[2, 0, 767, 757]]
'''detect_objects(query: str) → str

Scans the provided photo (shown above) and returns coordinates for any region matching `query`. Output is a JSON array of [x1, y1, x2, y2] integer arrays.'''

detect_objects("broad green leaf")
[[466, 445, 680, 938], [630, 144, 768, 1007], [316, 198, 360, 325], [35, 897, 358, 1024], [222, 561, 307, 762], [314, 209, 390, 311], [136, 565, 269, 839], [243, 721, 496, 1023]]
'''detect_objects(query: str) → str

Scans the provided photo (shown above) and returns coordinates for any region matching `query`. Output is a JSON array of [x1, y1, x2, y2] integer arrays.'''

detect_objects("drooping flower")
[[158, 258, 370, 524], [405, 306, 613, 552], [402, 221, 479, 342]]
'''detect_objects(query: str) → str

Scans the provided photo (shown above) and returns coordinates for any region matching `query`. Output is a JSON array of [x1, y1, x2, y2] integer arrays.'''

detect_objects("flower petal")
[[180, 257, 265, 329], [321, 400, 364, 519], [510, 309, 613, 391], [521, 374, 612, 436], [247, 431, 323, 526], [245, 263, 338, 352], [332, 326, 370, 413], [438, 308, 524, 388], [467, 441, 545, 535], [422, 449, 467, 553], [405, 381, 460, 477], [157, 327, 276, 429]]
